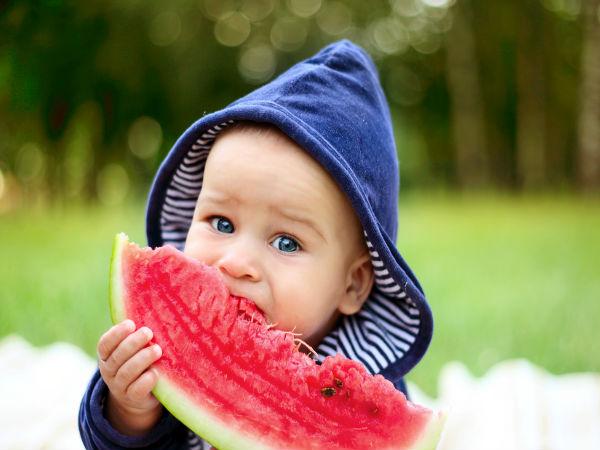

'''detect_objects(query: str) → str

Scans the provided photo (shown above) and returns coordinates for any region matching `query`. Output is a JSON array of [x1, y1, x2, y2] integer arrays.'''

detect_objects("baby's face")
[[184, 127, 369, 348]]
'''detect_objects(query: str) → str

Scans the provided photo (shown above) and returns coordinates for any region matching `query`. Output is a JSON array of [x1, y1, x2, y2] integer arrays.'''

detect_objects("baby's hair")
[[221, 120, 291, 143]]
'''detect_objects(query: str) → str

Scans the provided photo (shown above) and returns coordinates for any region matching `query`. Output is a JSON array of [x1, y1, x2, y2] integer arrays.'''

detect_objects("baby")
[[79, 40, 433, 449]]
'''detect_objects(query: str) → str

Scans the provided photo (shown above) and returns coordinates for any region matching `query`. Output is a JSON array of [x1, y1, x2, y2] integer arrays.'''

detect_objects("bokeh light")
[[432, 9, 453, 32], [96, 163, 130, 206], [202, 0, 236, 21], [539, 0, 581, 18], [392, 0, 424, 18], [0, 167, 20, 212], [241, 0, 275, 22], [214, 11, 251, 47], [411, 30, 442, 54], [421, 0, 454, 8], [423, 3, 451, 20], [16, 142, 45, 183], [288, 0, 322, 18], [270, 17, 308, 52], [238, 44, 277, 83], [369, 17, 409, 55], [149, 11, 182, 47], [128, 117, 163, 160], [316, 1, 352, 35]]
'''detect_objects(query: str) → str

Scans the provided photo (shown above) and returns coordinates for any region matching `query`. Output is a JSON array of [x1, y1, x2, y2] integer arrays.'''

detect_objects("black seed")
[[334, 378, 343, 388], [321, 386, 336, 397]]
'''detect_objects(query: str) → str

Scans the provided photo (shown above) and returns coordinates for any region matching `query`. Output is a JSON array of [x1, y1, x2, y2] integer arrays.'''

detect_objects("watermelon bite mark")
[[110, 233, 445, 450]]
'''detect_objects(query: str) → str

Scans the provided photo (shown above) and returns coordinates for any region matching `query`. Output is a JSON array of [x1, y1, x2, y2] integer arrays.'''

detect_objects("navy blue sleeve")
[[393, 377, 410, 400], [78, 368, 190, 449]]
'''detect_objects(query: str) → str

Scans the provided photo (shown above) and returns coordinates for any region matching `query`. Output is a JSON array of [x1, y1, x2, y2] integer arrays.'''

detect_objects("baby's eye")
[[209, 216, 234, 234], [271, 235, 301, 253]]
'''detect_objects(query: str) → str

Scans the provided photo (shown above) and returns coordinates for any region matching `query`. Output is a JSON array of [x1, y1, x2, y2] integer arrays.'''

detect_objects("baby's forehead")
[[202, 127, 364, 241], [208, 125, 334, 191]]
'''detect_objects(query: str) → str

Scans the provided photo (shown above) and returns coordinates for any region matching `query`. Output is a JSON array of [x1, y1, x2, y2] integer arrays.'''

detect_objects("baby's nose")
[[214, 243, 261, 282]]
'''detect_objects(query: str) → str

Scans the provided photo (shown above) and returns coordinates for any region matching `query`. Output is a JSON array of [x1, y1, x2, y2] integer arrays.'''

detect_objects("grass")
[[0, 202, 146, 357], [1, 193, 599, 396], [398, 192, 600, 395]]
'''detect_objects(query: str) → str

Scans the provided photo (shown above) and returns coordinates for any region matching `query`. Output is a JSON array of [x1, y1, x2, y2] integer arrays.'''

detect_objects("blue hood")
[[146, 40, 433, 384]]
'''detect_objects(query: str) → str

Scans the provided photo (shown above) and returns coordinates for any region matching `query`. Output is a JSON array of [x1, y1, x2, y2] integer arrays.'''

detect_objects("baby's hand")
[[97, 320, 163, 435]]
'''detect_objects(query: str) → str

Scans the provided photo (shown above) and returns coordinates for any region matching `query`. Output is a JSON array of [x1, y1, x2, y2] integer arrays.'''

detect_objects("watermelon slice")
[[109, 233, 444, 450]]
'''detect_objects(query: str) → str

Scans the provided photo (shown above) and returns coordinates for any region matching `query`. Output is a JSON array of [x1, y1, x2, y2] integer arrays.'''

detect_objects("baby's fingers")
[[114, 344, 162, 389], [126, 369, 160, 406], [97, 320, 135, 361], [101, 327, 154, 379]]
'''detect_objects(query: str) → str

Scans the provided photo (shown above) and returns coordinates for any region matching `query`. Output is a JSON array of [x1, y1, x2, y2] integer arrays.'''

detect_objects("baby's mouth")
[[230, 294, 268, 325]]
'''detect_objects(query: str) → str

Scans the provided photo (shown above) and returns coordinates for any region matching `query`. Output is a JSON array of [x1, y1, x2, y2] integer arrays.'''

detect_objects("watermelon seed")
[[371, 406, 379, 415], [334, 378, 343, 388], [321, 386, 336, 398], [345, 390, 351, 399]]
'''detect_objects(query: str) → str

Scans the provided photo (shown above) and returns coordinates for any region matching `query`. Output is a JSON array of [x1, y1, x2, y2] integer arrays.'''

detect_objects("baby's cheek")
[[270, 271, 330, 330], [184, 232, 217, 264]]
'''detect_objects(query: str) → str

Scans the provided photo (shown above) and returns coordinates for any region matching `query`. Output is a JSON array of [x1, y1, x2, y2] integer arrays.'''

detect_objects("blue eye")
[[210, 217, 234, 234], [271, 236, 300, 253]]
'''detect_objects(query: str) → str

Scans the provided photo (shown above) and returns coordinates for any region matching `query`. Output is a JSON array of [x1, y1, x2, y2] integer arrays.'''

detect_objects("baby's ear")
[[338, 253, 374, 315]]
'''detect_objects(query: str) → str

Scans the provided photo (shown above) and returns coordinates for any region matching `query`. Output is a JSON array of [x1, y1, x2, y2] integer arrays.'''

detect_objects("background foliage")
[[2, 0, 600, 208]]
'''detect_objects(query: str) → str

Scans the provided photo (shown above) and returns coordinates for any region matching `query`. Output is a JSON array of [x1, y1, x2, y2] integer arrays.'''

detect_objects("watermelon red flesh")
[[110, 233, 443, 450]]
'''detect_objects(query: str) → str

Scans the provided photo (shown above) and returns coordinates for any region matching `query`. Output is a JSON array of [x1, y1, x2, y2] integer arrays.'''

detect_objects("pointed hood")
[[146, 39, 433, 384]]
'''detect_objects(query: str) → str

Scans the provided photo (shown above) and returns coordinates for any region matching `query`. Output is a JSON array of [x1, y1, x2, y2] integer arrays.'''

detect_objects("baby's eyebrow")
[[200, 192, 239, 206], [275, 208, 326, 241]]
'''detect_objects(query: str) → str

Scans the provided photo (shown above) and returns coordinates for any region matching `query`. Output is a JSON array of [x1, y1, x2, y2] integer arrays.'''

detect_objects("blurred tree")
[[469, 1, 518, 188], [577, 0, 600, 191], [445, 0, 490, 189], [516, 0, 547, 189], [542, 5, 579, 189]]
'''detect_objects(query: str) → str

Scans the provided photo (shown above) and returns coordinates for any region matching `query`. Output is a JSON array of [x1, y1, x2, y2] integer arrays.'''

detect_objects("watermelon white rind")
[[108, 233, 445, 450]]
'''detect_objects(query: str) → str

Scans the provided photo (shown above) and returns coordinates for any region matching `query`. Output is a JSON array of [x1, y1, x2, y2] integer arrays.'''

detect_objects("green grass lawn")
[[1, 193, 599, 396]]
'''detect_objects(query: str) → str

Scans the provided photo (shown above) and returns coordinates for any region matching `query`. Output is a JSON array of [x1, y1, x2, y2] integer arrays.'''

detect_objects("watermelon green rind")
[[153, 376, 271, 450], [409, 410, 446, 450], [154, 370, 445, 450], [108, 232, 128, 325]]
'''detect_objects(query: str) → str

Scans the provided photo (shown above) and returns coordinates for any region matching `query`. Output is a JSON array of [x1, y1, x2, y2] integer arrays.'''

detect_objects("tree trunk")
[[445, 0, 490, 189], [577, 0, 600, 191], [516, 0, 546, 189]]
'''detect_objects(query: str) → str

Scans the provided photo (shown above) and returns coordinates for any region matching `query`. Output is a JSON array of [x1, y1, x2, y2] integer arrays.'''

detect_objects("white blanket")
[[1, 335, 599, 450], [0, 335, 96, 450], [409, 360, 600, 450]]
